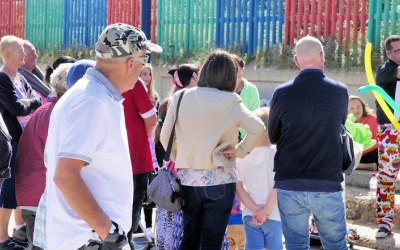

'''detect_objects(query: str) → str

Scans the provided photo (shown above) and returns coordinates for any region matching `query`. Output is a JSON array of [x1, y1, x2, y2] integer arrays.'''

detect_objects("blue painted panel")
[[64, 0, 107, 49], [216, 0, 284, 56]]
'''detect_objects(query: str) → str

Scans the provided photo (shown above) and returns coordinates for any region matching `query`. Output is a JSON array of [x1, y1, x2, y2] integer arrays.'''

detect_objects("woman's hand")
[[17, 99, 31, 108], [219, 147, 236, 161]]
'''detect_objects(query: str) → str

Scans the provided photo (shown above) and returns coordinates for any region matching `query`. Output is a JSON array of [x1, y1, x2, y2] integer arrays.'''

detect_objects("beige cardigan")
[[160, 87, 265, 174]]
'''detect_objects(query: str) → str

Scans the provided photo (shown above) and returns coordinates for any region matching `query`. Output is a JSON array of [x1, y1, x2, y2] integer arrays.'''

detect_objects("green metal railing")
[[156, 0, 216, 59], [25, 0, 64, 50], [368, 0, 399, 49]]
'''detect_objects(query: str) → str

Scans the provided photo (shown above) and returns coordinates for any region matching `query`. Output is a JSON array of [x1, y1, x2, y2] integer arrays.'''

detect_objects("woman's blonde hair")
[[141, 63, 157, 104], [0, 35, 23, 60]]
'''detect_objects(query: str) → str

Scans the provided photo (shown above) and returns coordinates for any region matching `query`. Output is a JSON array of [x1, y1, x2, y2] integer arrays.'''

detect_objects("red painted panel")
[[353, 0, 360, 43], [324, 0, 331, 38], [317, 0, 323, 39], [284, 0, 291, 45], [297, 0, 302, 38], [282, 0, 367, 47], [338, 0, 345, 44], [0, 0, 25, 38], [331, 0, 337, 37], [290, 0, 296, 43], [345, 0, 351, 47], [107, 0, 141, 28], [303, 0, 309, 36], [151, 0, 157, 42], [310, 0, 316, 36], [360, 0, 367, 39]]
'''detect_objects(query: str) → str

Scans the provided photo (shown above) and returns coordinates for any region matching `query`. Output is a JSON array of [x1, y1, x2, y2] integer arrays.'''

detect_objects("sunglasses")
[[237, 60, 244, 68], [130, 55, 148, 65]]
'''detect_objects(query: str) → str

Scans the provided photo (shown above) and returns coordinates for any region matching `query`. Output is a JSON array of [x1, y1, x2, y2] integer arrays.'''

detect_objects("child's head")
[[253, 107, 270, 147], [168, 63, 199, 92]]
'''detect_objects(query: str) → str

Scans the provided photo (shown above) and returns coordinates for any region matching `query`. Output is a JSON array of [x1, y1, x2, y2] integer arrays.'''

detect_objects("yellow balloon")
[[364, 43, 400, 132]]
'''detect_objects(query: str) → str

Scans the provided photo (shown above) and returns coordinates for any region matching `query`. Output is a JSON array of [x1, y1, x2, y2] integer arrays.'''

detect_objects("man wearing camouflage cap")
[[44, 23, 162, 250]]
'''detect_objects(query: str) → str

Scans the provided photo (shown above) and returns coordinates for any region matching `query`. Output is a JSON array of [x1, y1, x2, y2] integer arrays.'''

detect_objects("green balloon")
[[345, 114, 377, 151]]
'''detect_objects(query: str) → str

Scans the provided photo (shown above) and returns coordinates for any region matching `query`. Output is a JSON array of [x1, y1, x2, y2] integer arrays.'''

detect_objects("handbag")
[[148, 91, 185, 212], [340, 125, 355, 175]]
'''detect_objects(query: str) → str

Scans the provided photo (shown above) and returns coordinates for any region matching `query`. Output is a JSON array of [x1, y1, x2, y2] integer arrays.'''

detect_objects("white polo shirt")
[[235, 146, 280, 222], [45, 69, 133, 250]]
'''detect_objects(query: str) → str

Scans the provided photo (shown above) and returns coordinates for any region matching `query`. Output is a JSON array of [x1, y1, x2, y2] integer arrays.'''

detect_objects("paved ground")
[[8, 179, 388, 249]]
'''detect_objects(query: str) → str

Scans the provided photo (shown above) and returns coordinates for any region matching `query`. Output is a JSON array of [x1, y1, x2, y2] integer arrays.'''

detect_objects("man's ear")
[[127, 57, 135, 72], [320, 51, 325, 64], [294, 55, 300, 68]]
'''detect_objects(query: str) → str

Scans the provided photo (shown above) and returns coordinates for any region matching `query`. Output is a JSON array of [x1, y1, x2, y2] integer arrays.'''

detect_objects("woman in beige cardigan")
[[160, 50, 265, 250]]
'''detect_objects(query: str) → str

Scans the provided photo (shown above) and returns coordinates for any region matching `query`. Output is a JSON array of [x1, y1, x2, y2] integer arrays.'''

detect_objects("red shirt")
[[15, 97, 58, 207], [361, 116, 378, 154], [122, 80, 156, 174]]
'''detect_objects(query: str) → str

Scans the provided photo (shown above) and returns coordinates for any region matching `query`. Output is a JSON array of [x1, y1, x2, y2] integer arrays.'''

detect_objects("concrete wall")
[[152, 65, 373, 108]]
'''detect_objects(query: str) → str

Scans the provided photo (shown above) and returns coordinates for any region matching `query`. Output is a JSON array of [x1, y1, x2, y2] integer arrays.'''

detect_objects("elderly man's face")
[[23, 43, 38, 71]]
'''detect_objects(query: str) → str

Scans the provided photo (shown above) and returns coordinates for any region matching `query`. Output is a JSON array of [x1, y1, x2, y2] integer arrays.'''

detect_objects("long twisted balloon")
[[359, 43, 400, 132]]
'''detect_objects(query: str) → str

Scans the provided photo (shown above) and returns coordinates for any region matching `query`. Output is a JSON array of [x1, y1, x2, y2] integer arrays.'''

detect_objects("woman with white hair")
[[0, 35, 42, 249]]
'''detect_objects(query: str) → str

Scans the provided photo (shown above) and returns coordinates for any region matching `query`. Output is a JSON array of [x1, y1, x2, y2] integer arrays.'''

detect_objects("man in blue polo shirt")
[[268, 36, 348, 250]]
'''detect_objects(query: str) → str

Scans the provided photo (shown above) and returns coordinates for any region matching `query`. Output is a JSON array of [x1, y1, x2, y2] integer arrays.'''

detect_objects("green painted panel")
[[25, 0, 64, 50], [156, 0, 216, 59]]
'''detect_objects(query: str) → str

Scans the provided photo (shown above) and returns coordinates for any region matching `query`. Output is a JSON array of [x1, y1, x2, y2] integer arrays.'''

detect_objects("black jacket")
[[0, 72, 41, 141], [268, 69, 348, 184]]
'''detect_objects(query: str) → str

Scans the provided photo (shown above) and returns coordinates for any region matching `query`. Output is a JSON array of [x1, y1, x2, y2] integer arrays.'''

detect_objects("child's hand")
[[249, 204, 263, 214], [250, 216, 263, 225], [252, 208, 269, 224]]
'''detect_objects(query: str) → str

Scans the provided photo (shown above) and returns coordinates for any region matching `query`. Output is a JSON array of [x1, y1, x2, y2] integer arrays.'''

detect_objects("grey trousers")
[[21, 209, 43, 250]]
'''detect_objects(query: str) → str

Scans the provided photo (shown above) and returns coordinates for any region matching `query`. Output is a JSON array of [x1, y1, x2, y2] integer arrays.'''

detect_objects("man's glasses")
[[391, 49, 400, 55], [131, 56, 147, 65]]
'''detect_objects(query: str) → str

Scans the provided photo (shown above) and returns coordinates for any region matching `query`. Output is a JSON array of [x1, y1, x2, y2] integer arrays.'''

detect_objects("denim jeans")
[[277, 189, 348, 250], [243, 216, 283, 250], [127, 173, 148, 241], [179, 183, 235, 250]]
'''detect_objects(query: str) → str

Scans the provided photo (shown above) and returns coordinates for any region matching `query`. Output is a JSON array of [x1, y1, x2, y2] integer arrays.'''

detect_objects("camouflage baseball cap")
[[95, 23, 162, 59]]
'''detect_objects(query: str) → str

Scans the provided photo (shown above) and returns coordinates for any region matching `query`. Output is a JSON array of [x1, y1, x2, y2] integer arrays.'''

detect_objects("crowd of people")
[[0, 22, 397, 250]]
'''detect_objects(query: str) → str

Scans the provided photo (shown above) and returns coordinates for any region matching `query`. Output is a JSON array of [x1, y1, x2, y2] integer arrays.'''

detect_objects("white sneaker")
[[375, 227, 390, 238], [146, 227, 154, 238]]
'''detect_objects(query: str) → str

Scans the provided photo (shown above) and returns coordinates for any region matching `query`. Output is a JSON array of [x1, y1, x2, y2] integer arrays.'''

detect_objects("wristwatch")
[[108, 220, 118, 235]]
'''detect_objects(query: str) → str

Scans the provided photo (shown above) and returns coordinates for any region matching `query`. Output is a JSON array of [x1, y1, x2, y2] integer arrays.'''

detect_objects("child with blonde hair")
[[235, 107, 283, 249]]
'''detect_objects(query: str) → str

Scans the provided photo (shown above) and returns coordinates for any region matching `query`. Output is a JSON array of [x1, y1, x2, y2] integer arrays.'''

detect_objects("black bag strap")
[[163, 91, 185, 162]]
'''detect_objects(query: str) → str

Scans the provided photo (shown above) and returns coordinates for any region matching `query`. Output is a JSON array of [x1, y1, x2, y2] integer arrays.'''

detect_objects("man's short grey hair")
[[50, 63, 72, 97], [295, 36, 324, 58]]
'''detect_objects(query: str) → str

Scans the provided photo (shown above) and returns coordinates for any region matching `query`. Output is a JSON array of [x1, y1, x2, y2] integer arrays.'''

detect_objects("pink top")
[[15, 97, 58, 207]]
